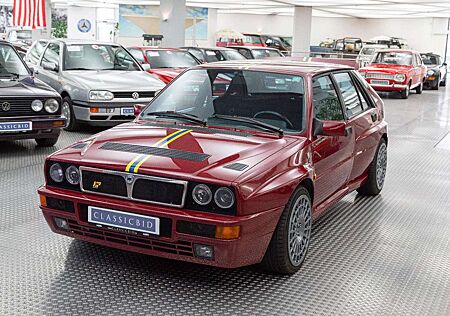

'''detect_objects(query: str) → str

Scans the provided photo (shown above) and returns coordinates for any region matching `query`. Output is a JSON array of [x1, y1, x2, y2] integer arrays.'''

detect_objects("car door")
[[340, 71, 382, 182], [311, 74, 355, 206], [38, 42, 62, 90]]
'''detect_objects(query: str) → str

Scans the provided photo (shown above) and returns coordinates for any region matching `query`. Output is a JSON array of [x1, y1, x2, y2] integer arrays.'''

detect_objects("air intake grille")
[[113, 91, 156, 99], [366, 73, 395, 80], [100, 142, 210, 162], [224, 163, 249, 171]]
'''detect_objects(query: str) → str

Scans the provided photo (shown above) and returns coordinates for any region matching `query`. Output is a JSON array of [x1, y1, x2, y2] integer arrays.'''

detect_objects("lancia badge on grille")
[[1, 102, 10, 112], [132, 92, 140, 100], [126, 174, 134, 184]]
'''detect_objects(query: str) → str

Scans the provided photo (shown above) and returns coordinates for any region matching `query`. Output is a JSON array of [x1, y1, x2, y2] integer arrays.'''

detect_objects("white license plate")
[[120, 107, 134, 116], [371, 80, 390, 86], [0, 121, 32, 132], [87, 206, 160, 235]]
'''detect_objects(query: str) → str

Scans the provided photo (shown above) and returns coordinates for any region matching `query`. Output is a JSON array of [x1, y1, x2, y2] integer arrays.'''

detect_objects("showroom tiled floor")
[[1, 86, 450, 315]]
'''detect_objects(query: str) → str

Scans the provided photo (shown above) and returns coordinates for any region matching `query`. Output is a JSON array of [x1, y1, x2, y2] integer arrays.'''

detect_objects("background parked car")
[[0, 41, 65, 146], [420, 53, 447, 89], [128, 47, 200, 84], [261, 35, 292, 55], [357, 44, 388, 68], [181, 46, 246, 63], [359, 49, 426, 99], [228, 46, 284, 59], [26, 39, 165, 131]]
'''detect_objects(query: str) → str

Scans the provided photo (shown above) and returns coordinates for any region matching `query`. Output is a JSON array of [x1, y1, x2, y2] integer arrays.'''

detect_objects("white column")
[[207, 8, 218, 47], [292, 6, 312, 57], [160, 0, 186, 47]]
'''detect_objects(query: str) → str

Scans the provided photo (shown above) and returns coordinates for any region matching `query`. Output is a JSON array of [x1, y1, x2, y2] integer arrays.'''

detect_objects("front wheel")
[[400, 83, 410, 99], [440, 75, 447, 87], [62, 96, 80, 131], [261, 186, 312, 274], [415, 80, 423, 94], [357, 138, 387, 196], [431, 76, 440, 90]]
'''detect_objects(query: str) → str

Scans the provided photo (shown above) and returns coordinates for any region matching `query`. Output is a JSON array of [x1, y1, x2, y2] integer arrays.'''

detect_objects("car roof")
[[377, 49, 418, 54], [227, 46, 280, 51], [420, 52, 440, 57], [50, 39, 121, 46], [130, 46, 186, 51], [192, 59, 353, 76], [184, 46, 237, 51]]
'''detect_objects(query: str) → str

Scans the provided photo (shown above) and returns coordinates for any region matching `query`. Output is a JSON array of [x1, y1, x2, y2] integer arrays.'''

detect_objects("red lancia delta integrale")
[[38, 60, 388, 274]]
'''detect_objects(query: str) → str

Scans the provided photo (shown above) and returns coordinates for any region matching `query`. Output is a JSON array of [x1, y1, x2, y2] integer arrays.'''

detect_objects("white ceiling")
[[3, 0, 450, 18]]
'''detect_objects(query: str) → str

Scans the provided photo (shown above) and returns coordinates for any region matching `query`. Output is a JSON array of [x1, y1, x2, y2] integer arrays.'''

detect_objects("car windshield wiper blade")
[[145, 111, 207, 126], [211, 114, 283, 136]]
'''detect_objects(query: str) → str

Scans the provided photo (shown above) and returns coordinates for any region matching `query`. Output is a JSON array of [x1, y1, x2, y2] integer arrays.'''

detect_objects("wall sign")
[[77, 19, 92, 33]]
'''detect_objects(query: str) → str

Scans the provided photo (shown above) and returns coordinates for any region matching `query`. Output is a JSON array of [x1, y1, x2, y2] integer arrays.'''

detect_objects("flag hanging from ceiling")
[[12, 0, 47, 29]]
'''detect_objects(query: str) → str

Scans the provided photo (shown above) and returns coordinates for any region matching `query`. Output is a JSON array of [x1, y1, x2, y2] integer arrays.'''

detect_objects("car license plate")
[[371, 80, 390, 86], [120, 107, 134, 116], [87, 206, 160, 235], [0, 121, 32, 132]]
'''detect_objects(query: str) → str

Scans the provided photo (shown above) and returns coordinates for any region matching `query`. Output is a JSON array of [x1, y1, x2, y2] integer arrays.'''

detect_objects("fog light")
[[215, 225, 240, 239], [194, 244, 214, 260], [54, 217, 69, 230]]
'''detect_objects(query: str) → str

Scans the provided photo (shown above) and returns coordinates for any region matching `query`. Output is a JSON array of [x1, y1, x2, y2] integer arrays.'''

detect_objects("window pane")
[[333, 72, 363, 117], [42, 44, 60, 66], [312, 75, 344, 121]]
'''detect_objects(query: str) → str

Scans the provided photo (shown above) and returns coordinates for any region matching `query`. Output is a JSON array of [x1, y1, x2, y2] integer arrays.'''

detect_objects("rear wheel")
[[35, 136, 59, 147], [415, 80, 423, 94], [62, 96, 80, 131], [261, 186, 312, 274], [400, 82, 410, 99], [357, 138, 387, 196]]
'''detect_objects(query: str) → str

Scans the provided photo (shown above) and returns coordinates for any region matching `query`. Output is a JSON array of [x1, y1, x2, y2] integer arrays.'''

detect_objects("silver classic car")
[[25, 40, 165, 130]]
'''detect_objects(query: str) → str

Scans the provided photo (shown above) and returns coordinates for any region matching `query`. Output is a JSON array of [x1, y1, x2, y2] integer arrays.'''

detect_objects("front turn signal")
[[215, 225, 240, 239], [39, 195, 47, 207]]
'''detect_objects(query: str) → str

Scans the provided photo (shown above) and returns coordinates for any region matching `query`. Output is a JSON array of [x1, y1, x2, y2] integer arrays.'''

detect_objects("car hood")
[[64, 70, 165, 91], [0, 76, 58, 97], [53, 122, 301, 183], [362, 63, 413, 73]]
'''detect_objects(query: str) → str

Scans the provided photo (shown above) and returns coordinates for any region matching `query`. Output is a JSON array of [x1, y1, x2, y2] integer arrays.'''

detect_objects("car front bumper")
[[72, 99, 152, 126], [369, 83, 408, 91], [0, 116, 66, 141], [38, 186, 282, 269]]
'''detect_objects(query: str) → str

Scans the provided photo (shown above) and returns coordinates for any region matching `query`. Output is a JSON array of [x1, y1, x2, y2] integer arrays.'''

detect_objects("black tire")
[[440, 76, 447, 87], [261, 186, 312, 274], [431, 77, 439, 90], [357, 138, 387, 196], [62, 96, 80, 131], [35, 136, 59, 147], [400, 82, 410, 99], [415, 80, 423, 94]]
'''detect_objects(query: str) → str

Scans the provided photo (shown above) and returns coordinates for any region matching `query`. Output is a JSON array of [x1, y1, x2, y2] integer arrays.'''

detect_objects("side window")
[[239, 49, 252, 59], [129, 49, 145, 64], [28, 41, 47, 64], [351, 71, 373, 111], [312, 75, 344, 121], [188, 49, 204, 62], [333, 72, 363, 118], [41, 43, 60, 69]]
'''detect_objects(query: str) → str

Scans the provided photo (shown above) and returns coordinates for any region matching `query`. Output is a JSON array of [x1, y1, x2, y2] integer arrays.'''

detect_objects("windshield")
[[142, 69, 305, 133], [280, 37, 292, 47], [361, 47, 378, 56], [244, 35, 262, 45], [204, 49, 245, 62], [145, 50, 198, 68], [252, 49, 282, 59], [64, 44, 141, 71], [421, 54, 439, 65], [0, 44, 29, 77], [372, 51, 412, 65], [220, 50, 246, 60]]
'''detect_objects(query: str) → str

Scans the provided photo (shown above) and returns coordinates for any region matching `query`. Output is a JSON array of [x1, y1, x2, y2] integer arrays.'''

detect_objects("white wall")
[[67, 6, 96, 40]]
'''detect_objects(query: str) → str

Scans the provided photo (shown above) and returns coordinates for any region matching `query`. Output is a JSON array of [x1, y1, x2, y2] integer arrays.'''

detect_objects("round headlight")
[[395, 74, 406, 82], [31, 100, 43, 112], [427, 69, 435, 76], [214, 187, 235, 209], [65, 165, 80, 185], [192, 184, 212, 205], [44, 99, 59, 113], [49, 163, 64, 183]]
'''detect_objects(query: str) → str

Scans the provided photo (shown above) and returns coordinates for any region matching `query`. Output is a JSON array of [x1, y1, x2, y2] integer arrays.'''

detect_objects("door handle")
[[345, 126, 353, 136], [371, 111, 378, 122]]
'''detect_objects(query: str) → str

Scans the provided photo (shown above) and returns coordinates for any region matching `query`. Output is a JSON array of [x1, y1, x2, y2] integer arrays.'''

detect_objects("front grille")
[[65, 219, 193, 256], [113, 91, 156, 99], [80, 166, 188, 208], [0, 97, 51, 117], [100, 142, 211, 162], [366, 73, 395, 80]]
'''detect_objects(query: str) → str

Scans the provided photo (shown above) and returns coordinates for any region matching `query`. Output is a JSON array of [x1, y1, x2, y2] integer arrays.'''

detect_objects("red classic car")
[[359, 49, 427, 99], [128, 47, 200, 84], [38, 61, 388, 274]]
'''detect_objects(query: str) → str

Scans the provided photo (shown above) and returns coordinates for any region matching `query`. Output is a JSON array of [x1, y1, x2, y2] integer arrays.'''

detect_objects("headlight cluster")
[[89, 90, 114, 101], [427, 69, 436, 76], [189, 183, 236, 215], [394, 74, 406, 82], [47, 162, 81, 190], [31, 99, 59, 113]]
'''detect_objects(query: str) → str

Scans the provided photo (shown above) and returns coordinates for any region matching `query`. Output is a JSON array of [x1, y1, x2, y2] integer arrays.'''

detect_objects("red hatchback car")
[[38, 61, 388, 274], [128, 47, 200, 84], [359, 49, 427, 99]]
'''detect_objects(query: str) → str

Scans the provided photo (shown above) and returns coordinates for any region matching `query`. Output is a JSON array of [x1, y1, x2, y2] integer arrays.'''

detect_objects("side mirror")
[[134, 103, 147, 117], [313, 118, 351, 137], [443, 62, 447, 67], [265, 39, 273, 46], [141, 63, 151, 71], [28, 66, 37, 76], [42, 61, 58, 72]]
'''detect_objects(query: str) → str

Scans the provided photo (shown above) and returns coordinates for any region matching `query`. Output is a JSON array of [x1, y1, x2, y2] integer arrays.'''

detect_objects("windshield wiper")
[[211, 114, 283, 137], [145, 111, 207, 126]]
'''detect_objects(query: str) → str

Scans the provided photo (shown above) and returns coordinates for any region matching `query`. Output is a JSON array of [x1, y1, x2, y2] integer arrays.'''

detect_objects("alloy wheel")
[[376, 142, 388, 190], [288, 194, 312, 266], [62, 101, 71, 127]]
